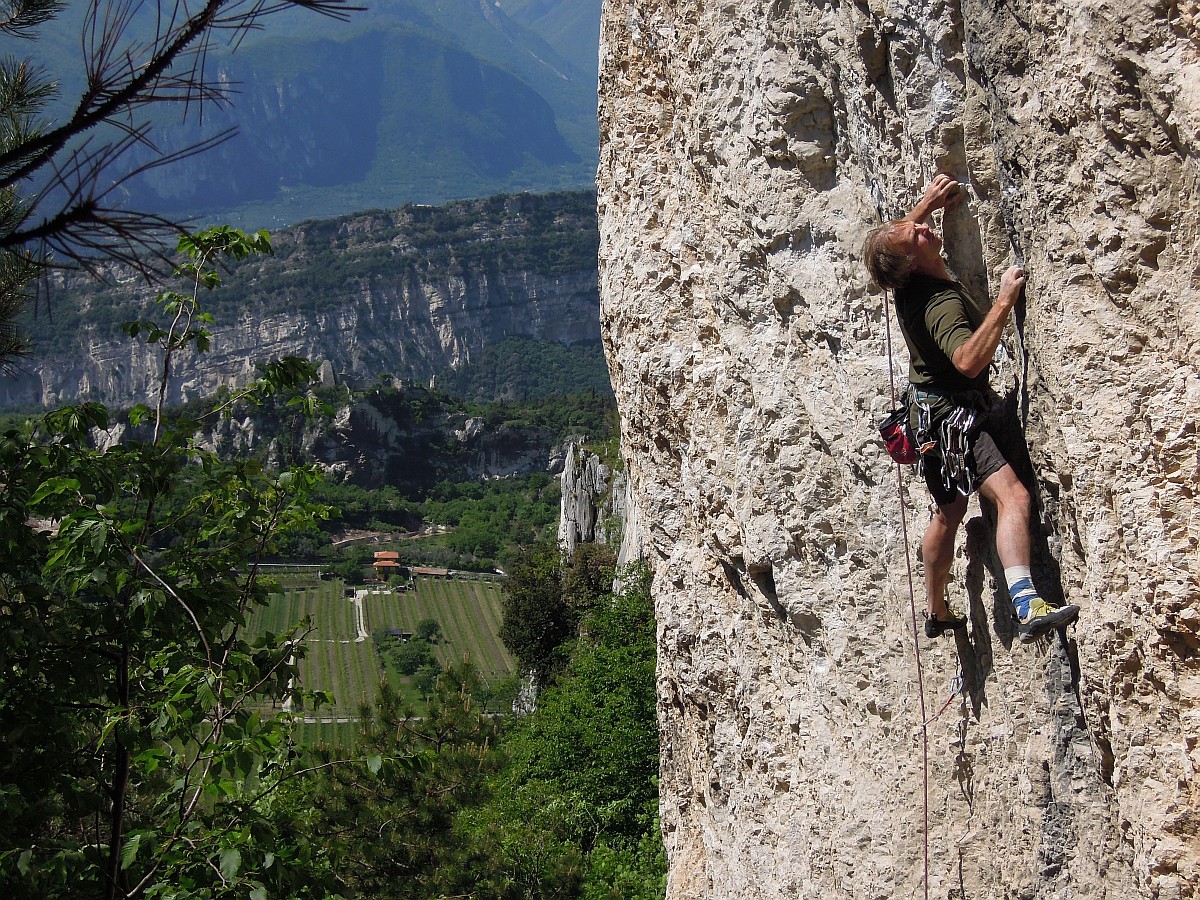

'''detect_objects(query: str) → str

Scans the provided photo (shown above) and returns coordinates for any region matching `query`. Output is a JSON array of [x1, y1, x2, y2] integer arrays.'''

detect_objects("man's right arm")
[[950, 267, 1025, 379], [904, 174, 959, 224]]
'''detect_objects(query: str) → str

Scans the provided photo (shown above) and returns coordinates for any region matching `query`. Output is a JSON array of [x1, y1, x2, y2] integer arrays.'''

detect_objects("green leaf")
[[29, 476, 80, 504], [366, 755, 382, 775], [135, 747, 164, 773], [196, 677, 217, 711], [17, 849, 31, 875], [251, 229, 272, 254], [218, 847, 241, 882], [250, 887, 267, 900], [88, 518, 108, 553], [121, 832, 142, 868]]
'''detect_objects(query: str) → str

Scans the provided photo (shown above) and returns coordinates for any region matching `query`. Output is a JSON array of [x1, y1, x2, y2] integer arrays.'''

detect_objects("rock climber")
[[862, 174, 1080, 643]]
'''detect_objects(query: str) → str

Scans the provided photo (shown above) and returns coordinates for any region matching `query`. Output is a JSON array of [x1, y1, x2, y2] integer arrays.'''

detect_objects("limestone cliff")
[[97, 391, 559, 491], [598, 1, 1198, 897], [557, 440, 628, 553]]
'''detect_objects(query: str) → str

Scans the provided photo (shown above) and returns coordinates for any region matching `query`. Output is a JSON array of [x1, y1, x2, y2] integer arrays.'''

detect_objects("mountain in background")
[[30, 0, 602, 229], [501, 0, 603, 68], [4, 191, 605, 410]]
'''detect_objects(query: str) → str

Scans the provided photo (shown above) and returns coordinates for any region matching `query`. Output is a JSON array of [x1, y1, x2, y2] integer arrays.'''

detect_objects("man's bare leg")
[[978, 464, 1031, 569], [922, 494, 968, 618], [979, 463, 1079, 639]]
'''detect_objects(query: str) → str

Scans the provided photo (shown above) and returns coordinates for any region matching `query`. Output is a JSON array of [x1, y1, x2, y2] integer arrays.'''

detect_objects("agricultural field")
[[364, 577, 516, 682], [246, 573, 515, 733]]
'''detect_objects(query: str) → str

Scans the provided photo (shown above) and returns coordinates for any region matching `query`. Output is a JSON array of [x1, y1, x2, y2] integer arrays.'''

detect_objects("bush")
[[393, 638, 436, 676]]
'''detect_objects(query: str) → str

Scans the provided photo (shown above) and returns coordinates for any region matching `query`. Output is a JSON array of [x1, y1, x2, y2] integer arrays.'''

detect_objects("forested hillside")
[[29, 0, 602, 227]]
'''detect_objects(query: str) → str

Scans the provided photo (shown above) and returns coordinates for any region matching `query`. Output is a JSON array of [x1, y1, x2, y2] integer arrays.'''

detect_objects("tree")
[[416, 617, 442, 643], [506, 563, 658, 837], [0, 228, 351, 899], [413, 663, 441, 698], [0, 0, 358, 364], [562, 542, 617, 612], [464, 562, 665, 900], [499, 543, 574, 678], [394, 638, 437, 676], [307, 662, 504, 899]]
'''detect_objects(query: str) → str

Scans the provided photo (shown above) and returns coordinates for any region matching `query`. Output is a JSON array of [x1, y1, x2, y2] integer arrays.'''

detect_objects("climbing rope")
[[883, 289, 932, 900], [920, 669, 964, 729]]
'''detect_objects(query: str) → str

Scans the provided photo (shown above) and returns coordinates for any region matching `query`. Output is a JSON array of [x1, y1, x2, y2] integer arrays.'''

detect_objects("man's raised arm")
[[951, 266, 1026, 378], [905, 173, 959, 224]]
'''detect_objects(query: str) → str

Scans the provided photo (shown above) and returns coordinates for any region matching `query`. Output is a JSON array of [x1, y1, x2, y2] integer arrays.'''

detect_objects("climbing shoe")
[[924, 609, 968, 639], [1015, 598, 1080, 644]]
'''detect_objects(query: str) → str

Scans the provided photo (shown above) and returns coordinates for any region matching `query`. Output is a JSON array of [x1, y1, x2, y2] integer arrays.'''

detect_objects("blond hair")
[[863, 221, 914, 290]]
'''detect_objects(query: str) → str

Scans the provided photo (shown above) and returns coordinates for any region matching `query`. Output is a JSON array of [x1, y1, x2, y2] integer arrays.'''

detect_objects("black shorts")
[[923, 424, 1011, 508]]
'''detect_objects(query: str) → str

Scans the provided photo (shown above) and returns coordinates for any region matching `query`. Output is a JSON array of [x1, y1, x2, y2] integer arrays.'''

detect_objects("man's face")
[[890, 220, 942, 260]]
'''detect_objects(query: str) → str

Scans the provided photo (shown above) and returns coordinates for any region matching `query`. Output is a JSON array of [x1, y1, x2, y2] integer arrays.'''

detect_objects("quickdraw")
[[939, 405, 978, 497], [913, 394, 937, 458]]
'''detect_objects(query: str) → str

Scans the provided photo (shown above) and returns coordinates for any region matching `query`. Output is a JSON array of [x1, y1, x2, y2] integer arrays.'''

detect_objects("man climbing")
[[863, 174, 1080, 643]]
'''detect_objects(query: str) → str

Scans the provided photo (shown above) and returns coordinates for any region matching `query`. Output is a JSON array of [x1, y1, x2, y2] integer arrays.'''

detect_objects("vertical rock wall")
[[558, 441, 615, 554], [597, 1, 1198, 897]]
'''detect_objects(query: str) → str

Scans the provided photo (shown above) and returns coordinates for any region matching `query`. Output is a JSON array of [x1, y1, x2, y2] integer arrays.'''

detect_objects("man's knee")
[[933, 496, 968, 528], [1012, 479, 1031, 515], [982, 466, 1031, 517], [926, 498, 967, 550]]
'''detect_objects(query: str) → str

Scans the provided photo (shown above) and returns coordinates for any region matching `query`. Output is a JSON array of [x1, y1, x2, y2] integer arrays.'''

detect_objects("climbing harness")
[[908, 387, 981, 497]]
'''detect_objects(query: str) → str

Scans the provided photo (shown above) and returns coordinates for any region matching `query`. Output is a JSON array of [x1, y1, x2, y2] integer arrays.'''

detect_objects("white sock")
[[1004, 565, 1040, 617]]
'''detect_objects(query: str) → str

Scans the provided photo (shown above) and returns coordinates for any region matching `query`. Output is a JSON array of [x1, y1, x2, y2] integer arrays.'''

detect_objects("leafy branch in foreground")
[[0, 0, 361, 364], [0, 227, 369, 900], [121, 226, 275, 440]]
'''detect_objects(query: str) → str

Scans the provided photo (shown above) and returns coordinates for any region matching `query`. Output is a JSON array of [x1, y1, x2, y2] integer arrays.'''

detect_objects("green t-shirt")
[[895, 274, 989, 395], [895, 274, 990, 429]]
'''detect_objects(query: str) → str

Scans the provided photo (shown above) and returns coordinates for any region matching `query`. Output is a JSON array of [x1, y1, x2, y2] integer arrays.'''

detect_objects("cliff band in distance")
[[597, 0, 1199, 897], [4, 192, 600, 410]]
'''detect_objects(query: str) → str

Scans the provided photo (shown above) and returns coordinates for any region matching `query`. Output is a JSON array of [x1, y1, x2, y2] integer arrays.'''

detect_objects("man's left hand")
[[998, 265, 1026, 309]]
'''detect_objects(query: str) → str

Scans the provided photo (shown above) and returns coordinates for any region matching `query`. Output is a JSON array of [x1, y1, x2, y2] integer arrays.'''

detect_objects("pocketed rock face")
[[597, 1, 1198, 898]]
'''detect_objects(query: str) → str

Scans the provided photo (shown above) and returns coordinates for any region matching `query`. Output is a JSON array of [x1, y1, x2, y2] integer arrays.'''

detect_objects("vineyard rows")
[[246, 576, 515, 720], [369, 578, 516, 680]]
